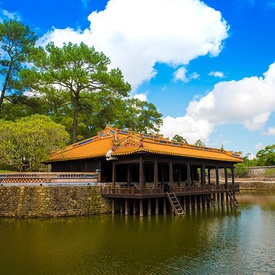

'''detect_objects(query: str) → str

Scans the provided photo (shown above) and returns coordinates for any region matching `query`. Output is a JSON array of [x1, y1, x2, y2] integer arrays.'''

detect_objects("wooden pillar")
[[208, 168, 211, 185], [139, 156, 144, 188], [148, 199, 151, 216], [112, 199, 115, 214], [181, 197, 185, 211], [221, 193, 224, 204], [198, 195, 202, 208], [112, 163, 116, 186], [224, 167, 228, 188], [216, 166, 220, 186], [201, 195, 205, 208], [186, 197, 190, 210], [226, 192, 229, 204], [155, 198, 159, 215], [207, 195, 210, 207], [125, 199, 129, 215], [187, 162, 191, 187], [139, 199, 143, 217], [154, 158, 158, 188], [133, 200, 137, 215], [120, 200, 123, 214], [127, 165, 131, 184], [189, 196, 192, 209], [163, 198, 167, 214], [231, 165, 235, 185], [201, 164, 206, 186], [213, 193, 216, 205], [169, 160, 173, 190]]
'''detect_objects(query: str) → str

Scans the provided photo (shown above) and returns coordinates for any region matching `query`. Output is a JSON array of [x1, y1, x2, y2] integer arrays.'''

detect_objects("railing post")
[[96, 169, 101, 182]]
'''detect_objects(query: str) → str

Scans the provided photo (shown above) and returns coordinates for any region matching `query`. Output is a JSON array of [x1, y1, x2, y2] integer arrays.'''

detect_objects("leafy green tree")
[[0, 20, 37, 111], [0, 115, 69, 171], [24, 42, 131, 143], [194, 139, 205, 146], [172, 134, 188, 144], [256, 145, 275, 166], [0, 94, 47, 120], [234, 163, 248, 177], [114, 98, 163, 133]]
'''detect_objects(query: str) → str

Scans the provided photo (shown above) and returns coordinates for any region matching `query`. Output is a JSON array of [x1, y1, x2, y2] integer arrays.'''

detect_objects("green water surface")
[[0, 192, 274, 275]]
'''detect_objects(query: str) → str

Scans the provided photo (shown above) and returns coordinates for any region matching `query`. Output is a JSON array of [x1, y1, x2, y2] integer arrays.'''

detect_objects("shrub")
[[264, 168, 275, 178]]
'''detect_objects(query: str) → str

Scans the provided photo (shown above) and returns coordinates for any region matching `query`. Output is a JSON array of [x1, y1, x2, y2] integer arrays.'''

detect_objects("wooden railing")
[[0, 172, 99, 185], [101, 186, 164, 195], [171, 184, 240, 193], [100, 184, 239, 196]]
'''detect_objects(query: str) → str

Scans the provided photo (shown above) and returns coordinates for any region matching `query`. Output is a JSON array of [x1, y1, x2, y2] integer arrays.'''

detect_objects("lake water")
[[0, 192, 274, 275]]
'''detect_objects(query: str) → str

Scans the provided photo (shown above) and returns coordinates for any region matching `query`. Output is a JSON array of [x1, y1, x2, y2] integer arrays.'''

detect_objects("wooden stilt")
[[148, 199, 151, 216], [189, 196, 192, 209], [125, 199, 128, 215], [198, 195, 202, 209], [155, 198, 159, 215], [181, 197, 186, 212], [163, 197, 167, 214], [112, 199, 115, 214], [133, 200, 136, 215], [120, 200, 123, 214], [139, 199, 143, 217]]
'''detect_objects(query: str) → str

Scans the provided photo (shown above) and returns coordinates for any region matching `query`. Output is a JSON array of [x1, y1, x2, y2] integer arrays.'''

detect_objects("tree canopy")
[[172, 134, 188, 144], [0, 20, 163, 158], [0, 19, 37, 111], [23, 42, 132, 143], [0, 115, 69, 171], [256, 145, 275, 166]]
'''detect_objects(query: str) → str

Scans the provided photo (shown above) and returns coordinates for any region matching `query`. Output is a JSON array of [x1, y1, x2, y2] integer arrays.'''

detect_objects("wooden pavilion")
[[46, 126, 243, 216]]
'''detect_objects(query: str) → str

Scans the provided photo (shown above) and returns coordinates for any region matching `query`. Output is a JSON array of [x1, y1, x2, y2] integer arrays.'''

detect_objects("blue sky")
[[1, 0, 275, 158]]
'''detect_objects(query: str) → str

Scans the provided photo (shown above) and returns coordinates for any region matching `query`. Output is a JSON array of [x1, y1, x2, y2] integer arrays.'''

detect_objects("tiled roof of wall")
[[47, 126, 243, 163]]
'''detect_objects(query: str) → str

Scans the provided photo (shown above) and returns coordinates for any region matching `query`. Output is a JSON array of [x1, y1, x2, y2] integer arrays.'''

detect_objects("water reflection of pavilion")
[[46, 126, 242, 216]]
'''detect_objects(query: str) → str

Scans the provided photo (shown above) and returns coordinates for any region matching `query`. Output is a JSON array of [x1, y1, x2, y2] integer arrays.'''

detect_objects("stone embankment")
[[236, 178, 275, 191], [0, 185, 111, 218]]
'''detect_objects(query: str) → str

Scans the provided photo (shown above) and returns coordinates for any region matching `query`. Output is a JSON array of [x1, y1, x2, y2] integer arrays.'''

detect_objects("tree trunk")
[[72, 95, 79, 143], [0, 65, 12, 111]]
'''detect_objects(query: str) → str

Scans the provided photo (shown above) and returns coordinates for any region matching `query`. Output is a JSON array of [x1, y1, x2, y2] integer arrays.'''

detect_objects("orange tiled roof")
[[47, 126, 243, 163]]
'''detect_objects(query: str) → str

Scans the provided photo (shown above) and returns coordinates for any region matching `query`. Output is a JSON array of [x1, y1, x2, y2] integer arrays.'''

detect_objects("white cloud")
[[161, 62, 275, 142], [134, 93, 147, 102], [263, 127, 275, 135], [209, 71, 224, 78], [1, 10, 20, 21], [38, 0, 229, 88], [255, 143, 264, 150], [248, 153, 256, 160], [160, 115, 213, 143], [174, 67, 200, 83], [174, 67, 188, 82]]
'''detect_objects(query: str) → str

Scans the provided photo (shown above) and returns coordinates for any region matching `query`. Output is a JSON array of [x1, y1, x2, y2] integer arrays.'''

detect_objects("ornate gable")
[[98, 126, 116, 138], [118, 135, 143, 148]]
